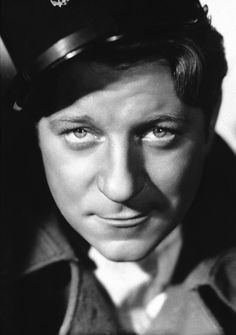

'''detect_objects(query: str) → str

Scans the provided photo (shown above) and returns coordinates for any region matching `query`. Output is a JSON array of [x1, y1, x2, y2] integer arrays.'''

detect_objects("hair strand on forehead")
[[172, 38, 203, 106]]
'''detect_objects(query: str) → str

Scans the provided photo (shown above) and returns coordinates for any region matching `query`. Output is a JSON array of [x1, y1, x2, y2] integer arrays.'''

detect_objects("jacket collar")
[[12, 213, 236, 313], [185, 247, 236, 313], [17, 212, 78, 277]]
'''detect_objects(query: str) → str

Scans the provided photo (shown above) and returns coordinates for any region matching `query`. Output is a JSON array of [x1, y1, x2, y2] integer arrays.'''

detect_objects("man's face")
[[37, 62, 208, 262]]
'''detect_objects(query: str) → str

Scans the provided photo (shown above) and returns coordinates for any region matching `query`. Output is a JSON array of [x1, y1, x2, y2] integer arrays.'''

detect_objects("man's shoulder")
[[148, 248, 236, 335], [185, 248, 236, 310]]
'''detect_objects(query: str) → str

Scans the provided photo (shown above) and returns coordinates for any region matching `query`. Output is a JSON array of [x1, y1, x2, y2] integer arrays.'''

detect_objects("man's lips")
[[95, 213, 150, 228]]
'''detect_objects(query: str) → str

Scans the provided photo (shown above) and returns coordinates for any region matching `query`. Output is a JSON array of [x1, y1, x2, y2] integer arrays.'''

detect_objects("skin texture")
[[37, 62, 208, 262]]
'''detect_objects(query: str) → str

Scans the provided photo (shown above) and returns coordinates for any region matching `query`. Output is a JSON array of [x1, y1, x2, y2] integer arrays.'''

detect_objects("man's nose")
[[97, 140, 146, 203]]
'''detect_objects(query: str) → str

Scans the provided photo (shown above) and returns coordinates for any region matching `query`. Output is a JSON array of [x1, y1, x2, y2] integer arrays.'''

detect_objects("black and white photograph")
[[1, 1, 236, 334]]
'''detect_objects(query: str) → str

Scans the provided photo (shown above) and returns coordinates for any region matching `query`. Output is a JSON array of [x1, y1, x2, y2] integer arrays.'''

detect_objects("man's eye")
[[64, 127, 100, 145], [142, 127, 177, 144], [72, 128, 88, 139]]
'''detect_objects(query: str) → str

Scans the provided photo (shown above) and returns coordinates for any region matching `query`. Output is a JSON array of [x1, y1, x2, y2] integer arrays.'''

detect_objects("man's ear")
[[205, 90, 222, 153]]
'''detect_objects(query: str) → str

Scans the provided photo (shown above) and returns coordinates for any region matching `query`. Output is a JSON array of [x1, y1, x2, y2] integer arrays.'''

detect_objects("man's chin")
[[92, 239, 159, 262]]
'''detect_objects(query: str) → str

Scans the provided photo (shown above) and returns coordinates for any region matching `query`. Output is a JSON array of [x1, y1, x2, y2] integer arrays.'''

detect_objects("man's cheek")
[[150, 149, 204, 204], [168, 150, 205, 208]]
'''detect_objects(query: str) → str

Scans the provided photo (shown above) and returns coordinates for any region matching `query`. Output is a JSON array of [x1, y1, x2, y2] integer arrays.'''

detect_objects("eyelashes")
[[142, 126, 178, 140], [65, 128, 95, 141], [59, 124, 183, 150], [62, 127, 104, 148]]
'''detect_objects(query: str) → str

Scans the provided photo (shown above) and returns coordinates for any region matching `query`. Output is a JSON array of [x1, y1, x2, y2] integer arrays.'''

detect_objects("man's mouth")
[[96, 213, 150, 228]]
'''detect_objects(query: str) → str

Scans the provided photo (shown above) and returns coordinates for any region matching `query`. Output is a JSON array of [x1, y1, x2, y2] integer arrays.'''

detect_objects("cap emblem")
[[50, 0, 70, 8]]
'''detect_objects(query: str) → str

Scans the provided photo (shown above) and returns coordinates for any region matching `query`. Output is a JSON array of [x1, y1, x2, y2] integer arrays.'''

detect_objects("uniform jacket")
[[0, 212, 235, 335]]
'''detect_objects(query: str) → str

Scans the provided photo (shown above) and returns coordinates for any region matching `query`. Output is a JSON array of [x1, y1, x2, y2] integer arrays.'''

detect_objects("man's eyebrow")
[[49, 115, 95, 129], [133, 113, 190, 132], [145, 115, 189, 122], [140, 112, 190, 126], [48, 110, 190, 131]]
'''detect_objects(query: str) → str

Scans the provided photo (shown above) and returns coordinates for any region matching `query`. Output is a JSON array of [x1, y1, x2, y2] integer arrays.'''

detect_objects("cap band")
[[22, 18, 119, 81]]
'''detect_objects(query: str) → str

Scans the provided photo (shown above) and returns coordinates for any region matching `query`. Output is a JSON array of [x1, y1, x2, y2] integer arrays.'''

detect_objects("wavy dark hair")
[[23, 19, 227, 129]]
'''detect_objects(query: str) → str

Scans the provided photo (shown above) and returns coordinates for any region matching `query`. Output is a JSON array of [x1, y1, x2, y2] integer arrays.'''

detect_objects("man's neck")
[[89, 225, 183, 306]]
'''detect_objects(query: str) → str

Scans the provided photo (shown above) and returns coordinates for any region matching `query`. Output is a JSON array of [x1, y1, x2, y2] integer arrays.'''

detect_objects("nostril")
[[96, 170, 146, 203], [96, 141, 146, 202]]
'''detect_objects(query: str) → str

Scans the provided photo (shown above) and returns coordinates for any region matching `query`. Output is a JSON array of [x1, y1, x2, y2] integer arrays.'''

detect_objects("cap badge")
[[50, 0, 70, 8]]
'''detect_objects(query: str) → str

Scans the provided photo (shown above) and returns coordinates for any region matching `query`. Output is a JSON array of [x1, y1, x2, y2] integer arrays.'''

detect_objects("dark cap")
[[0, 0, 209, 108]]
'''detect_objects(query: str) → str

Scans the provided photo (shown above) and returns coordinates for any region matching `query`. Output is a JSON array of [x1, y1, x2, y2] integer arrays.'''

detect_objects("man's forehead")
[[37, 59, 170, 115], [46, 62, 186, 128], [56, 59, 168, 90]]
